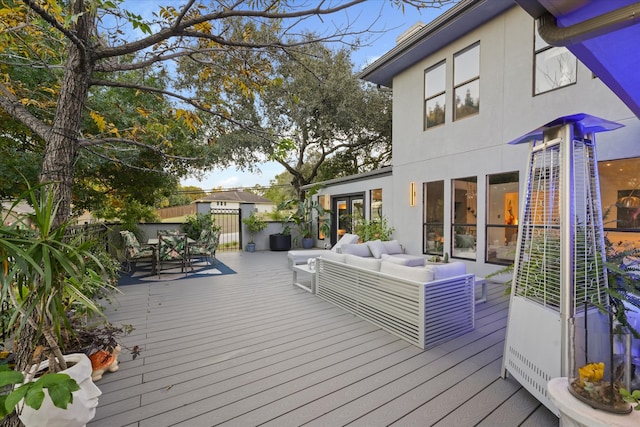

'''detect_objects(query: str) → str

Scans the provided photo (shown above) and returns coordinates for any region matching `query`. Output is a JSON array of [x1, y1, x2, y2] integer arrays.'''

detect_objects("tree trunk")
[[40, 0, 94, 227], [0, 6, 96, 426]]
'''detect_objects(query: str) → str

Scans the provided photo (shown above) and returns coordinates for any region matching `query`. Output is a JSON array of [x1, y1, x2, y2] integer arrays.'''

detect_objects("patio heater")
[[501, 114, 625, 415]]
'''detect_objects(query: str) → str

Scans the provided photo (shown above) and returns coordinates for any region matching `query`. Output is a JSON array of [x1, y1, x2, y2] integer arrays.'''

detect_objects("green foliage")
[[242, 213, 267, 243], [0, 183, 112, 372], [284, 186, 331, 239], [620, 388, 640, 410], [182, 213, 220, 241], [0, 365, 79, 418], [353, 217, 395, 242], [189, 37, 392, 198]]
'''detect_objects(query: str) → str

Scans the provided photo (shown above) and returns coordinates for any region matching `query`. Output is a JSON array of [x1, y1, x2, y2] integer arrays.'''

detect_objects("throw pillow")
[[340, 243, 373, 257], [367, 239, 388, 259], [382, 240, 403, 255]]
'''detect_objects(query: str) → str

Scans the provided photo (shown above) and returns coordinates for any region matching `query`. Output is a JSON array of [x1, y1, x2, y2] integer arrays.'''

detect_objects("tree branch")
[[23, 0, 85, 53]]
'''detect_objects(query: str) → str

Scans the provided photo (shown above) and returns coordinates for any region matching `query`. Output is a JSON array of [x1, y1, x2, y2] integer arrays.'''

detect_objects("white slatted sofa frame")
[[316, 258, 475, 350]]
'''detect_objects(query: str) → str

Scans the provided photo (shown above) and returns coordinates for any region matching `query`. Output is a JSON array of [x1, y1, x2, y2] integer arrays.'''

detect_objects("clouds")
[[181, 162, 284, 190]]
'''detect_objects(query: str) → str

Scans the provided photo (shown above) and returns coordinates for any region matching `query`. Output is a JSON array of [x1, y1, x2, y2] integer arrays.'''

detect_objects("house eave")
[[301, 167, 393, 191], [358, 0, 515, 88]]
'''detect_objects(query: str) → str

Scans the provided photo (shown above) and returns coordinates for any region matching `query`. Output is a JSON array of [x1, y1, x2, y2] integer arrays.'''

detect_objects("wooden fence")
[[156, 205, 196, 220]]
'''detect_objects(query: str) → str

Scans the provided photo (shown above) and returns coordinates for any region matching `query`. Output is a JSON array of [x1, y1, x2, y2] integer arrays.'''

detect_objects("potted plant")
[[0, 183, 114, 425], [242, 212, 267, 252], [284, 186, 331, 249], [269, 222, 292, 251]]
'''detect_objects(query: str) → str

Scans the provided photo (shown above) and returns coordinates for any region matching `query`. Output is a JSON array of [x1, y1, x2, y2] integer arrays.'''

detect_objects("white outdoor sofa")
[[287, 233, 359, 269], [315, 252, 475, 350]]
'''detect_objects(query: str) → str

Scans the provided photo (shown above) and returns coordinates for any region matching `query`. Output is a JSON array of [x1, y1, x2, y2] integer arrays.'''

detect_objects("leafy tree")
[[185, 38, 393, 200]]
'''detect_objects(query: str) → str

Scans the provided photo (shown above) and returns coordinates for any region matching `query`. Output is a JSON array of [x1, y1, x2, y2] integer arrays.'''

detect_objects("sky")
[[156, 1, 454, 191]]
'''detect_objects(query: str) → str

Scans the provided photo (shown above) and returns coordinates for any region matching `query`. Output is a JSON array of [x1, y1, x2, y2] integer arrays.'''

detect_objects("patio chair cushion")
[[158, 235, 186, 261], [120, 231, 153, 259]]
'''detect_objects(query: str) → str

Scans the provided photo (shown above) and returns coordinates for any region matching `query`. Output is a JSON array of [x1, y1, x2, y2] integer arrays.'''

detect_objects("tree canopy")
[[180, 37, 393, 199], [0, 0, 452, 223]]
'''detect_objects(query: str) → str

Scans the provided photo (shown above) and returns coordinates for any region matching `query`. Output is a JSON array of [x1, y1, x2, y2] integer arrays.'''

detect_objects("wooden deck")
[[89, 251, 559, 427]]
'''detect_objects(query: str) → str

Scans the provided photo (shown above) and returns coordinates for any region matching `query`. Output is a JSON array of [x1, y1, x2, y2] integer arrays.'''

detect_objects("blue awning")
[[515, 0, 640, 118]]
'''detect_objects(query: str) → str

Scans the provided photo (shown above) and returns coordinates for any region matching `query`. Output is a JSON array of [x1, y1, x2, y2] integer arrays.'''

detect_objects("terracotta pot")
[[19, 353, 101, 427]]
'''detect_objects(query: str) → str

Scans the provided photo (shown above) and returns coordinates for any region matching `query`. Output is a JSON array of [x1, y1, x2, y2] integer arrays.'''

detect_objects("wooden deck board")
[[88, 251, 558, 427]]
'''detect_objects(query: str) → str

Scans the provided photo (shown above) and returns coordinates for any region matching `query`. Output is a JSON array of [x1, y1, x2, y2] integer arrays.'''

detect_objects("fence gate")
[[211, 208, 241, 251]]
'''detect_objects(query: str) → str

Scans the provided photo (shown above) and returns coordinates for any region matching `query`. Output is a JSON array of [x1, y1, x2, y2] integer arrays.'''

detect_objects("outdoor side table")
[[292, 263, 316, 293]]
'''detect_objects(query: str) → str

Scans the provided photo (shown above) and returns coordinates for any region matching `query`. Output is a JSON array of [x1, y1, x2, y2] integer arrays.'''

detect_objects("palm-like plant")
[[284, 186, 331, 240], [1, 183, 110, 373]]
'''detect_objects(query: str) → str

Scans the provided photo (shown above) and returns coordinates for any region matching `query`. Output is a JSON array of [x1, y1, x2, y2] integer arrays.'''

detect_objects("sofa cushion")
[[367, 239, 387, 259], [341, 243, 372, 257], [380, 261, 434, 283], [332, 233, 359, 253], [320, 251, 346, 263], [380, 253, 407, 265], [381, 253, 425, 267], [429, 261, 466, 280], [345, 254, 380, 271], [382, 240, 403, 255], [391, 254, 426, 267]]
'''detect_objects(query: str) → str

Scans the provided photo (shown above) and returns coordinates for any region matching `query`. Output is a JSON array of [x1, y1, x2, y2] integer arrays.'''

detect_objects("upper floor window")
[[534, 29, 577, 95], [453, 42, 480, 121], [424, 61, 446, 129]]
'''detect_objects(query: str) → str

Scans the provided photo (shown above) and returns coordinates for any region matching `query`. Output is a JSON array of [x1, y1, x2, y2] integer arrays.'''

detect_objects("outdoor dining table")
[[146, 237, 195, 245]]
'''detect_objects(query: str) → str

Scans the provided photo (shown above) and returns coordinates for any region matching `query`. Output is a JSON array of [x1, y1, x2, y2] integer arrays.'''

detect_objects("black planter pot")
[[269, 233, 292, 251]]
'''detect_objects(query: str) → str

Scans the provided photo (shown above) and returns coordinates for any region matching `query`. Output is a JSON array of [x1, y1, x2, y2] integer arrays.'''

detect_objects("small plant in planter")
[[61, 320, 135, 381], [0, 364, 80, 419], [242, 212, 267, 252], [0, 182, 115, 425]]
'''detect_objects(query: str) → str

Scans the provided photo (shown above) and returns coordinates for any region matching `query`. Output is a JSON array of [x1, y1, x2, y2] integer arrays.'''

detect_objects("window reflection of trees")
[[535, 44, 577, 94]]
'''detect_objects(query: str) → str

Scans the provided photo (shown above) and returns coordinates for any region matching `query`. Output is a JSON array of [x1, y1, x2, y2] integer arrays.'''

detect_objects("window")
[[534, 29, 577, 94], [598, 157, 640, 250], [486, 172, 519, 265], [370, 189, 382, 222], [423, 181, 444, 255], [424, 61, 446, 129], [452, 177, 477, 259], [453, 43, 480, 121]]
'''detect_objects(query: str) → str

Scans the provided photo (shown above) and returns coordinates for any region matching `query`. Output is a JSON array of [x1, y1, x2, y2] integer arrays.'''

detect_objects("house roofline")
[[358, 0, 515, 87], [301, 167, 392, 190]]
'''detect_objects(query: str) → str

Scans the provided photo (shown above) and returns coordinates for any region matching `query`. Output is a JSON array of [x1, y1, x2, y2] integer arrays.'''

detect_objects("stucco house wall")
[[373, 5, 640, 276]]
